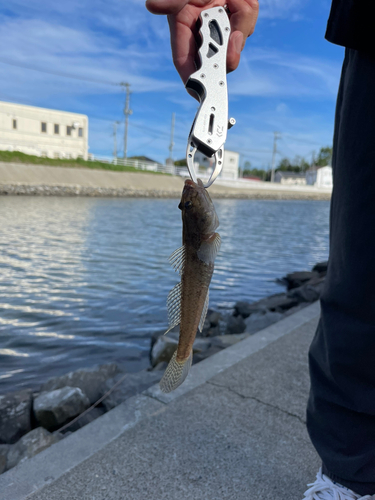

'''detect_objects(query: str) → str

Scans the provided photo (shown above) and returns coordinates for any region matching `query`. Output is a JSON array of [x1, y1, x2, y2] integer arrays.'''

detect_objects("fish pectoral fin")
[[198, 290, 209, 333], [159, 350, 193, 393], [197, 233, 221, 265], [169, 245, 186, 275], [165, 281, 182, 333]]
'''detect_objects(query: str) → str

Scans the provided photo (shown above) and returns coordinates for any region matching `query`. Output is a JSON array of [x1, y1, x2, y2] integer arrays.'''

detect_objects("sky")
[[0, 0, 344, 169]]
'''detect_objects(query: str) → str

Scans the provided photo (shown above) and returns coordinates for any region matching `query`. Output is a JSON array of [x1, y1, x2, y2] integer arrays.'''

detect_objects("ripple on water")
[[0, 197, 329, 392]]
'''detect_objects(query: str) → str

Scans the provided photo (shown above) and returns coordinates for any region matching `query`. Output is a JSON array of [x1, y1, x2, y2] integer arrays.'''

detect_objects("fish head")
[[178, 179, 219, 236]]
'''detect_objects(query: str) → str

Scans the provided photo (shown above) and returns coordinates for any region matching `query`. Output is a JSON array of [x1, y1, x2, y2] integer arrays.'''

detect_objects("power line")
[[0, 57, 120, 86], [235, 147, 272, 154], [282, 133, 321, 146]]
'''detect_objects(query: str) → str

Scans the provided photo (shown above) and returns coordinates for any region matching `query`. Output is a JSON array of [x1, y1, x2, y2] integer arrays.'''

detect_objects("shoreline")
[[0, 162, 331, 200], [0, 183, 331, 200], [0, 261, 327, 475]]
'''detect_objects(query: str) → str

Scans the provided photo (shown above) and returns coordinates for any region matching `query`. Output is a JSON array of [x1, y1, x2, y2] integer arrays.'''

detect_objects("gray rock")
[[210, 333, 250, 349], [226, 315, 246, 334], [288, 285, 319, 302], [40, 363, 122, 405], [34, 387, 90, 430], [151, 335, 211, 367], [61, 407, 105, 433], [283, 302, 310, 317], [192, 337, 212, 352], [283, 271, 319, 290], [0, 444, 10, 474], [207, 311, 222, 326], [233, 301, 262, 318], [0, 389, 33, 444], [235, 294, 299, 316], [257, 293, 300, 312], [152, 362, 168, 371], [102, 371, 163, 411], [195, 311, 223, 337], [312, 261, 328, 274], [6, 427, 61, 471], [193, 345, 224, 364], [245, 311, 284, 335], [287, 277, 325, 303], [151, 335, 178, 367], [197, 317, 211, 337], [204, 325, 221, 337]]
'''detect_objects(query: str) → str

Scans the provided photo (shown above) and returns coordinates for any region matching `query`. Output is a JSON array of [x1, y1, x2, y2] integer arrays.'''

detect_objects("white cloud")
[[0, 0, 341, 162], [0, 17, 178, 97], [258, 0, 304, 19], [225, 103, 335, 168], [229, 48, 341, 98]]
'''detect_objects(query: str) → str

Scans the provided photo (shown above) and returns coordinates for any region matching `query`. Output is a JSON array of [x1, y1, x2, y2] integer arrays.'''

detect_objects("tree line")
[[241, 146, 332, 180]]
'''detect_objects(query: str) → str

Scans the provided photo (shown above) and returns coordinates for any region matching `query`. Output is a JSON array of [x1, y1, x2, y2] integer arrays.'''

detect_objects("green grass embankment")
[[0, 151, 169, 175]]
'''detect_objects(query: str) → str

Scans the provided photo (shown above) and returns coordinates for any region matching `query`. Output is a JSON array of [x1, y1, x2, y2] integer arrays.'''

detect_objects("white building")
[[0, 101, 88, 160], [194, 149, 239, 180], [275, 171, 307, 185], [306, 166, 333, 189]]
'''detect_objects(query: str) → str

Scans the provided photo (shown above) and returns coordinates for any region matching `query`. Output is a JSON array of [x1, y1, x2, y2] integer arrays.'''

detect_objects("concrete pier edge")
[[0, 301, 320, 500]]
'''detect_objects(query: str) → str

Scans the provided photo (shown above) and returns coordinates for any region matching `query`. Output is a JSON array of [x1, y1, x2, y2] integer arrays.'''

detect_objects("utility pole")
[[113, 121, 120, 161], [168, 113, 175, 161], [311, 150, 316, 167], [121, 82, 132, 162], [270, 131, 281, 183]]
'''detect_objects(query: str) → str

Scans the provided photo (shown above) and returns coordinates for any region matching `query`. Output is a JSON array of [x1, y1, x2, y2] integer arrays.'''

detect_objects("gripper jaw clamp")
[[185, 6, 235, 188]]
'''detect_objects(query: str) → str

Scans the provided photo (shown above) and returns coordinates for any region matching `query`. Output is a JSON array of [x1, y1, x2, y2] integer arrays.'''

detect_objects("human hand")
[[145, 0, 259, 85]]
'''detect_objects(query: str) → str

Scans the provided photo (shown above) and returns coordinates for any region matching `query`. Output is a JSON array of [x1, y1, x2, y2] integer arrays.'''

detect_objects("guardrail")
[[88, 155, 176, 175]]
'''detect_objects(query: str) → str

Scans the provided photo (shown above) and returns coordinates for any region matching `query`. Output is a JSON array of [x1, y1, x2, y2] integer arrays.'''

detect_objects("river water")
[[0, 196, 330, 393]]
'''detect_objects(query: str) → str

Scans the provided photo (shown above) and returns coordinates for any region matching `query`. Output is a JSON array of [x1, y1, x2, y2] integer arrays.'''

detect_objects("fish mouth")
[[184, 179, 204, 189], [184, 179, 196, 188]]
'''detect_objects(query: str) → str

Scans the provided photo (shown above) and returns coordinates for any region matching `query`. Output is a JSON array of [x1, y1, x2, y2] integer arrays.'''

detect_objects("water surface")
[[0, 196, 329, 392]]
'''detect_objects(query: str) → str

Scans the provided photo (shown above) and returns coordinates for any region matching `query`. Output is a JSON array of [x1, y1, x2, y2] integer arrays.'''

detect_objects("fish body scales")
[[160, 179, 220, 394]]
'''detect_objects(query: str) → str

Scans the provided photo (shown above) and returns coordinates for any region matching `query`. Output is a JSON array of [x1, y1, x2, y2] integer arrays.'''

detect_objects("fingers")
[[226, 0, 258, 70], [226, 31, 243, 72], [145, 0, 189, 15], [146, 0, 215, 15], [167, 15, 197, 84], [227, 0, 259, 42], [146, 0, 259, 82]]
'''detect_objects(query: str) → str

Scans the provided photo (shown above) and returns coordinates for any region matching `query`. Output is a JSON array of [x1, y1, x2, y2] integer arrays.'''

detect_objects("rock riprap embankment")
[[0, 261, 327, 475]]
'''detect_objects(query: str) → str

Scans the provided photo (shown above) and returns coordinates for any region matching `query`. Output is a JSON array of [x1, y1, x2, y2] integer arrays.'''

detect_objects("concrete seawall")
[[0, 162, 332, 200]]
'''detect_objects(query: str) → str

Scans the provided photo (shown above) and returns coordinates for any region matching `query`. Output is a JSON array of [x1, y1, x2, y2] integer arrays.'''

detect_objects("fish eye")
[[184, 201, 193, 209]]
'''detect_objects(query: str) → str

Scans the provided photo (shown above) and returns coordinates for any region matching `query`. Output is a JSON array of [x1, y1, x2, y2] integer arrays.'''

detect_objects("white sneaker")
[[302, 468, 374, 499]]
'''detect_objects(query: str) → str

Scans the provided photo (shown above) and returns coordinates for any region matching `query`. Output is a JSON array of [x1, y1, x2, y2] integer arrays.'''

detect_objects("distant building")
[[306, 166, 333, 188], [130, 155, 159, 163], [243, 175, 262, 182], [0, 101, 88, 160], [275, 171, 307, 185], [194, 149, 239, 180]]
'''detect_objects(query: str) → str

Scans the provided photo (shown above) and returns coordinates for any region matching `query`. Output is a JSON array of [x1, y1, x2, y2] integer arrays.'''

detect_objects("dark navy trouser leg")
[[307, 48, 375, 497]]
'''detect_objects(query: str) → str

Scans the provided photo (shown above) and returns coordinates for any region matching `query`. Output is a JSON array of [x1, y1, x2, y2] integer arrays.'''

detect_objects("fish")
[[160, 178, 221, 393]]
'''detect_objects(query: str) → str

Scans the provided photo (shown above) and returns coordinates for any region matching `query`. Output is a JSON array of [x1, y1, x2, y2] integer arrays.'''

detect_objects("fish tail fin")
[[159, 350, 193, 393]]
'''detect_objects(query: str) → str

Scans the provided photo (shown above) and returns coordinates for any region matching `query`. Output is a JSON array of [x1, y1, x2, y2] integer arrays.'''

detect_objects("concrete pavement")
[[0, 302, 321, 500]]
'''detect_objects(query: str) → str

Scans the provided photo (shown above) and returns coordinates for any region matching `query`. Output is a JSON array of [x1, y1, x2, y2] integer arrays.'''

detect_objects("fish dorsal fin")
[[169, 245, 186, 275], [165, 281, 182, 334], [198, 290, 209, 333], [197, 233, 221, 265]]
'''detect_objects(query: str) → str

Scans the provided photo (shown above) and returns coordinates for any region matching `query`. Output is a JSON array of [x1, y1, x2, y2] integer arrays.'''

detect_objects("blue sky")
[[0, 0, 344, 168]]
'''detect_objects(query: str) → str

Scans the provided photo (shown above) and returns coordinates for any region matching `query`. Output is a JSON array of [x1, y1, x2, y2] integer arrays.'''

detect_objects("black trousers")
[[307, 48, 375, 497]]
